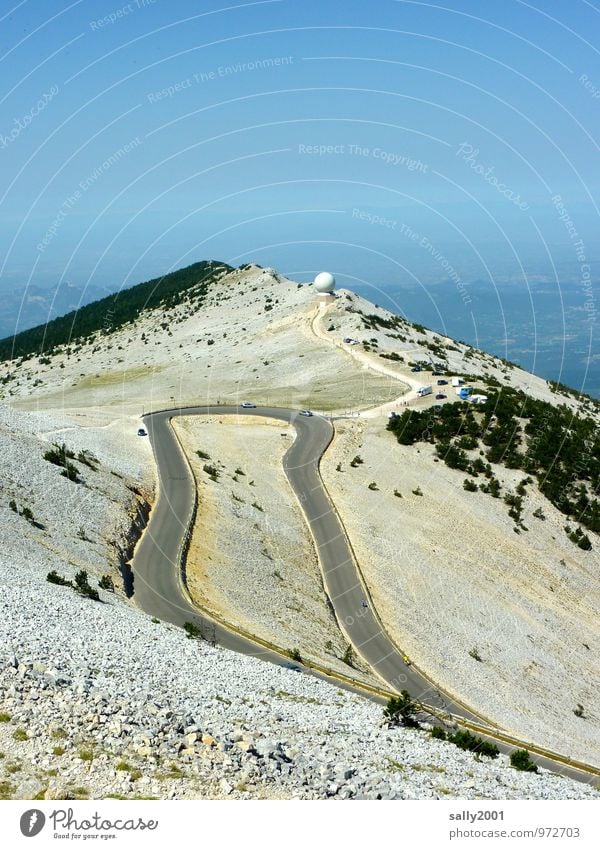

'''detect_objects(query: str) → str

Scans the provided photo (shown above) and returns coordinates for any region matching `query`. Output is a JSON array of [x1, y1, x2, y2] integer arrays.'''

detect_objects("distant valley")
[[0, 281, 110, 340]]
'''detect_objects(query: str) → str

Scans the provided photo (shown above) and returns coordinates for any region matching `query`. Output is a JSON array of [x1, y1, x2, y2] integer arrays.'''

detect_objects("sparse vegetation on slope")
[[0, 260, 231, 362], [387, 388, 600, 537]]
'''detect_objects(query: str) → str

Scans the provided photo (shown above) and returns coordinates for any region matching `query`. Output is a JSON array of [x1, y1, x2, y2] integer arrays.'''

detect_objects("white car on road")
[[240, 401, 257, 408]]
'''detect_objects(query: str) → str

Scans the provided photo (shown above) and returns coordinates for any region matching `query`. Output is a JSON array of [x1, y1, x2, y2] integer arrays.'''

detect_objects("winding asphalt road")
[[130, 405, 600, 783], [132, 404, 476, 720]]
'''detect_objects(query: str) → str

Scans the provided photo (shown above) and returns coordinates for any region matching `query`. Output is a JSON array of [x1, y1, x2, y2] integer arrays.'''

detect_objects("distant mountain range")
[[0, 282, 111, 341]]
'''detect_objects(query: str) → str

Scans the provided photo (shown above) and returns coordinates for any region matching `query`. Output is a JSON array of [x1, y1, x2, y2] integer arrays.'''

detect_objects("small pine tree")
[[46, 570, 72, 587], [74, 570, 100, 601], [183, 622, 203, 640], [342, 644, 355, 667], [510, 749, 538, 772], [384, 691, 420, 728], [98, 575, 115, 592]]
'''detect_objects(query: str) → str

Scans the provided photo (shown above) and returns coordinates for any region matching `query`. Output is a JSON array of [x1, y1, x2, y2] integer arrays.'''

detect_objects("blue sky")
[[0, 0, 598, 302]]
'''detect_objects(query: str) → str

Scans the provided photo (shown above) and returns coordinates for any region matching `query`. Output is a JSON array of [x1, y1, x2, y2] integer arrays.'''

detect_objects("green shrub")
[[77, 450, 99, 470], [289, 648, 302, 663], [510, 749, 538, 772], [463, 479, 478, 492], [74, 570, 100, 601], [183, 622, 203, 640], [61, 462, 81, 483], [431, 726, 447, 740], [44, 443, 75, 466], [47, 570, 72, 587], [203, 464, 219, 481], [98, 575, 115, 592], [447, 729, 499, 759], [384, 691, 420, 728], [566, 526, 593, 550], [342, 644, 355, 667]]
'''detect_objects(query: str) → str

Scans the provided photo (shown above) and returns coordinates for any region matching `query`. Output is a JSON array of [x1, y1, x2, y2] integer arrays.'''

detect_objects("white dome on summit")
[[314, 272, 336, 293]]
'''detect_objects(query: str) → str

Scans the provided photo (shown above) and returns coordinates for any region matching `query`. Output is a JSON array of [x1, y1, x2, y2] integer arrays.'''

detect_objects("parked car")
[[299, 410, 313, 417], [435, 393, 446, 400], [437, 379, 448, 385], [240, 401, 257, 408], [137, 428, 147, 436], [410, 366, 421, 372], [432, 371, 442, 376]]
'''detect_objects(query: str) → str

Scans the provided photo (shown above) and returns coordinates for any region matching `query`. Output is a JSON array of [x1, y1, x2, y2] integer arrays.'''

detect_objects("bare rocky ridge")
[[0, 262, 598, 798]]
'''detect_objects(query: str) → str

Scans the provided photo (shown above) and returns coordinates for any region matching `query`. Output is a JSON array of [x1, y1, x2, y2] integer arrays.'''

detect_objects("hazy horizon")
[[0, 0, 597, 394]]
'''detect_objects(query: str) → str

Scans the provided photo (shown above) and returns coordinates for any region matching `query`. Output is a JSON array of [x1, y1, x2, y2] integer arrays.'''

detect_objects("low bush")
[[342, 644, 355, 667], [183, 622, 203, 640], [510, 749, 538, 772], [430, 726, 447, 740], [447, 729, 499, 759], [74, 570, 100, 601], [384, 691, 420, 728], [47, 570, 72, 587]]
